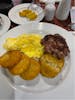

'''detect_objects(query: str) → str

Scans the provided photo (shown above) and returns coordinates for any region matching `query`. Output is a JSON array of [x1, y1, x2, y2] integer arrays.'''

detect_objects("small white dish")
[[0, 13, 11, 36], [8, 3, 45, 25]]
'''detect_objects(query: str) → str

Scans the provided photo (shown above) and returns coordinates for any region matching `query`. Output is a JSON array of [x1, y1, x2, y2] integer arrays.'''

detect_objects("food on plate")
[[19, 9, 32, 17], [1, 33, 70, 80], [20, 58, 40, 80], [25, 12, 37, 20], [9, 54, 30, 75], [3, 38, 18, 50], [19, 9, 37, 20], [0, 49, 40, 80], [0, 50, 22, 68], [40, 54, 64, 78], [3, 34, 44, 58], [41, 34, 70, 59]]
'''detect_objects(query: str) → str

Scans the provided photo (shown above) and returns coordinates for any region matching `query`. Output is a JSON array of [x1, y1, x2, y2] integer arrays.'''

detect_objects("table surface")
[[36, 0, 74, 31], [11, 0, 74, 31], [0, 0, 75, 100]]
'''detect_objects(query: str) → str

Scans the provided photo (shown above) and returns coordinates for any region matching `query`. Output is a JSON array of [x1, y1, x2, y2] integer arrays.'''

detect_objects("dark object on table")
[[41, 34, 70, 59], [0, 0, 13, 15], [22, 0, 32, 3]]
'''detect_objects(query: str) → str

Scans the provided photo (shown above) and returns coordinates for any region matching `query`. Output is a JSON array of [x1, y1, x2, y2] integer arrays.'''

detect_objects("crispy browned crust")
[[40, 54, 64, 78], [9, 54, 30, 75], [20, 58, 40, 80], [0, 50, 23, 68]]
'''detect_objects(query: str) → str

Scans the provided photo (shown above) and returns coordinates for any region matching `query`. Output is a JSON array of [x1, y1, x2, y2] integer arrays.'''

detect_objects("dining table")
[[0, 0, 75, 100], [10, 0, 74, 31]]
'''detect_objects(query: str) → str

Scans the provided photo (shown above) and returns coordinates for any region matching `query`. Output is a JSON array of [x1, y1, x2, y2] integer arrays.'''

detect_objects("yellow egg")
[[4, 34, 44, 58], [3, 38, 17, 50]]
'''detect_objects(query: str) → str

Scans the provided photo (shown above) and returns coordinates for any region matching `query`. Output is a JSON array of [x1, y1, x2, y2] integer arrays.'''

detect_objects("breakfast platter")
[[0, 22, 74, 93]]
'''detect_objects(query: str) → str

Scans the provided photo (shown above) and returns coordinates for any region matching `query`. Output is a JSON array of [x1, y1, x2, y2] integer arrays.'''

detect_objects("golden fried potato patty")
[[40, 54, 64, 78], [9, 54, 30, 75], [20, 58, 40, 80], [0, 50, 22, 68]]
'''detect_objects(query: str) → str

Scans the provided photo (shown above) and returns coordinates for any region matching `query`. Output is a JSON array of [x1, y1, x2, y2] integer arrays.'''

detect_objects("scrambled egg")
[[4, 34, 44, 58]]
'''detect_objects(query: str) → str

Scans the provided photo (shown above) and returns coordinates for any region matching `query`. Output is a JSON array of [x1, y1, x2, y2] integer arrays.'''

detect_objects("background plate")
[[8, 3, 45, 25]]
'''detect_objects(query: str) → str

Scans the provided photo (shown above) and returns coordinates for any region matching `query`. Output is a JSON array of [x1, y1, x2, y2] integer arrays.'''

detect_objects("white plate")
[[0, 13, 11, 36], [8, 3, 45, 25], [0, 22, 74, 93]]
